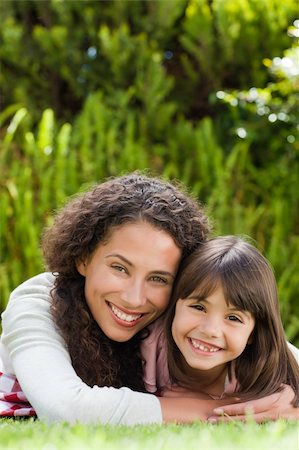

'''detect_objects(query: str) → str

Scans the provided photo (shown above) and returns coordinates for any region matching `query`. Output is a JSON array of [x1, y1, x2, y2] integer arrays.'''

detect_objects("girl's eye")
[[150, 275, 168, 284], [227, 315, 242, 323], [191, 304, 205, 312]]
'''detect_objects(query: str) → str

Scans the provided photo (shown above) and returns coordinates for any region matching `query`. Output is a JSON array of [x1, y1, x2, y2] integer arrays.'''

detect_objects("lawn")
[[0, 419, 298, 450]]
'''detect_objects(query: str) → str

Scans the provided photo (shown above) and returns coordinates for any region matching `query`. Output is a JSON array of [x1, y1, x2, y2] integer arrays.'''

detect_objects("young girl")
[[142, 236, 299, 414]]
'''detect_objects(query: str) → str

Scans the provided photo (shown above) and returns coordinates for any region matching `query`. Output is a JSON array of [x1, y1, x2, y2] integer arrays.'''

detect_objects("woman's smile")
[[107, 301, 146, 327]]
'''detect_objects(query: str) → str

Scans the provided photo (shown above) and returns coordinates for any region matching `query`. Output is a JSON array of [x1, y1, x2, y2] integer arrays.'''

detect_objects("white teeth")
[[190, 339, 219, 352], [110, 304, 142, 322]]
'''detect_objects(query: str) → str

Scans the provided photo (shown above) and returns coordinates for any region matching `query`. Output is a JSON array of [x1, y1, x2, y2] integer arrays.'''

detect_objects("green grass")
[[0, 420, 298, 450]]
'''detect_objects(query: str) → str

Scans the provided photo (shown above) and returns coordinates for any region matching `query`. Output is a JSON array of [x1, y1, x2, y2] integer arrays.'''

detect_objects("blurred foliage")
[[0, 0, 298, 344], [1, 0, 297, 121]]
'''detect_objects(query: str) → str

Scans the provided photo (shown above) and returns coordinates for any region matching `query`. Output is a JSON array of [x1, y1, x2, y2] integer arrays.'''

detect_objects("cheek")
[[152, 287, 172, 311], [171, 315, 182, 346], [84, 276, 99, 299], [245, 321, 255, 344]]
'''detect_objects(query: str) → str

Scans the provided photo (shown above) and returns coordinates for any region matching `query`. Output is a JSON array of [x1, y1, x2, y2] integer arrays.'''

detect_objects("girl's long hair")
[[42, 172, 210, 390], [166, 236, 299, 405]]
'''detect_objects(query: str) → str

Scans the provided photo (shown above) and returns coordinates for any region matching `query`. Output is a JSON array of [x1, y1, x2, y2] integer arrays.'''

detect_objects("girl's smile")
[[189, 337, 222, 354]]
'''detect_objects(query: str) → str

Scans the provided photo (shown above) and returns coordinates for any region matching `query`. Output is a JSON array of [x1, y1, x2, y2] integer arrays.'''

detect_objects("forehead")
[[101, 221, 182, 267], [185, 272, 221, 298], [187, 277, 240, 309], [106, 221, 172, 243], [188, 285, 252, 314]]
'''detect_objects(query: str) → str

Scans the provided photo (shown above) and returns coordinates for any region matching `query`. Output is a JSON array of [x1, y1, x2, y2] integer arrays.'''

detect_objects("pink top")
[[141, 318, 238, 397]]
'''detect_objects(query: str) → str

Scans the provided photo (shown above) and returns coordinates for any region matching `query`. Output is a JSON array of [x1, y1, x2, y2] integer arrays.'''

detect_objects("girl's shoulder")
[[141, 317, 170, 393], [145, 317, 166, 345]]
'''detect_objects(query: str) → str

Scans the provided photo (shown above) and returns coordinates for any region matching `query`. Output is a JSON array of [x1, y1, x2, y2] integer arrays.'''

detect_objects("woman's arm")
[[1, 273, 162, 425], [1, 273, 225, 425]]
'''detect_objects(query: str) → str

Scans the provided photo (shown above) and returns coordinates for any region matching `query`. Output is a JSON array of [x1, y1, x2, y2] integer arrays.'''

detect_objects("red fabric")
[[0, 371, 36, 417]]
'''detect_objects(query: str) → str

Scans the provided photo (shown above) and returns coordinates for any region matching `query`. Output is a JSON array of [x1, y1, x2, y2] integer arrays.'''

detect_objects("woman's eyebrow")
[[154, 271, 176, 279], [105, 254, 176, 278], [105, 254, 133, 266]]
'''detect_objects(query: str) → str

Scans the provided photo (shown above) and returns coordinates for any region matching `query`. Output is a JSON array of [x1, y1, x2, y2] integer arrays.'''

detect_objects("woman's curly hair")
[[42, 172, 210, 391]]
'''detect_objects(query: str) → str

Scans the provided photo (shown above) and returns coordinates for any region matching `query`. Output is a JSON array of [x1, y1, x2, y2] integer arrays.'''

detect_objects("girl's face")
[[171, 285, 255, 376], [77, 221, 181, 342]]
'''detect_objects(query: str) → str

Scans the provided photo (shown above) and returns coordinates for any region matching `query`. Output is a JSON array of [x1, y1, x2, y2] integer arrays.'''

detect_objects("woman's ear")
[[76, 259, 87, 276]]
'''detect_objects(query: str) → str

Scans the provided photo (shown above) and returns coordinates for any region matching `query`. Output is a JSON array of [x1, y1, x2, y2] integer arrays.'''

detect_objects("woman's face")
[[77, 221, 181, 342]]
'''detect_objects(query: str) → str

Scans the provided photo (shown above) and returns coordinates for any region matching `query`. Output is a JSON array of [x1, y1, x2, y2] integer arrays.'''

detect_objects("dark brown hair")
[[42, 172, 210, 391], [166, 235, 299, 405]]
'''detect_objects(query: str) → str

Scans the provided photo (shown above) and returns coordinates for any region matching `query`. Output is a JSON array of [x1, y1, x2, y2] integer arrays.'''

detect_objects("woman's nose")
[[120, 279, 147, 308]]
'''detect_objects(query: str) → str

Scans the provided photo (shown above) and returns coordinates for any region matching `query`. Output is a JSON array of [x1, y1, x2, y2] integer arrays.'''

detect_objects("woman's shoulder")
[[1, 272, 65, 358], [2, 272, 55, 321], [10, 272, 55, 299]]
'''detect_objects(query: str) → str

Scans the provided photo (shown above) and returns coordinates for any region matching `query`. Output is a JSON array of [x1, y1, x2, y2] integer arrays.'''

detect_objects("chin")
[[108, 332, 135, 343]]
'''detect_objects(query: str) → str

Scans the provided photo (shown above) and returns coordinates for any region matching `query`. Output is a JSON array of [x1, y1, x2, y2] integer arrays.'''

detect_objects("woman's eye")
[[112, 265, 127, 273], [228, 315, 242, 323], [150, 275, 167, 284]]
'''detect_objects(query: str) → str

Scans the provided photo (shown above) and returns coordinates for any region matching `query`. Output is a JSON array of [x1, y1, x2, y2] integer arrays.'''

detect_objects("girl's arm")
[[0, 273, 224, 425]]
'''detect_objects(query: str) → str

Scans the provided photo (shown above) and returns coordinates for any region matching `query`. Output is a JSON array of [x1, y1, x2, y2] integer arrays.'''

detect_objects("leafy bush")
[[1, 0, 297, 121], [0, 1, 298, 343]]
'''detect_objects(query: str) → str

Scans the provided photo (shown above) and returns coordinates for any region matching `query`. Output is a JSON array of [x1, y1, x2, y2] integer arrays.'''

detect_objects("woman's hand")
[[158, 396, 232, 423], [160, 384, 299, 423], [158, 386, 239, 423], [208, 385, 299, 423]]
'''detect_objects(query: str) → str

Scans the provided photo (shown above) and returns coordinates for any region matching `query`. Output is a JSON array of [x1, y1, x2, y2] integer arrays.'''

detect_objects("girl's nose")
[[199, 315, 222, 338]]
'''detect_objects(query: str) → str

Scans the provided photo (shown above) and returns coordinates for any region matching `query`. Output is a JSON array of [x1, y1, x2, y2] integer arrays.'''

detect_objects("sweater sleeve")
[[0, 273, 162, 425]]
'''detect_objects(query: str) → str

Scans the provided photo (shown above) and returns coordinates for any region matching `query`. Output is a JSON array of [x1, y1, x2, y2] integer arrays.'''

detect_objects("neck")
[[178, 357, 229, 397]]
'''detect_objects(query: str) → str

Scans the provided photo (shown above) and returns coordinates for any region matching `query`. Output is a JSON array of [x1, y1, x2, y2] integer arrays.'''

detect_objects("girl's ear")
[[76, 259, 87, 276]]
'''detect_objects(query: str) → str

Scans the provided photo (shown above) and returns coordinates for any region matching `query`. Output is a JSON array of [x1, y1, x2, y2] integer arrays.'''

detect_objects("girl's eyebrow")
[[105, 254, 176, 278], [186, 296, 252, 318], [227, 306, 252, 319], [186, 295, 206, 302]]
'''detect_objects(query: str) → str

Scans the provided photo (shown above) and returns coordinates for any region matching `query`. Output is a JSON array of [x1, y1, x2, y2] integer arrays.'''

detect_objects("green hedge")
[[1, 0, 297, 122], [1, 105, 298, 343], [1, 0, 298, 344]]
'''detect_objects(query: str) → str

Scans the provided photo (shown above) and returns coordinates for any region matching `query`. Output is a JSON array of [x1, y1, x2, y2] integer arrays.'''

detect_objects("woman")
[[1, 174, 297, 423]]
